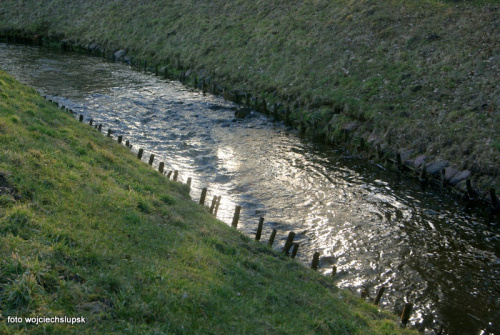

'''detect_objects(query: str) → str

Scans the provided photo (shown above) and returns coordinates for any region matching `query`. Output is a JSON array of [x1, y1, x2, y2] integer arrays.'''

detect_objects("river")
[[1, 43, 498, 334]]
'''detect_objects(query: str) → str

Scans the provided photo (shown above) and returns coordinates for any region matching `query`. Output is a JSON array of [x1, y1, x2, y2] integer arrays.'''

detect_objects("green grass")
[[0, 69, 417, 333], [0, 0, 499, 192]]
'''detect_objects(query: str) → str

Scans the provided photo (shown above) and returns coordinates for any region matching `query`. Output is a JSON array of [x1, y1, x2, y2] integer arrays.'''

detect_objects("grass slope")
[[0, 0, 498, 193], [0, 70, 416, 334]]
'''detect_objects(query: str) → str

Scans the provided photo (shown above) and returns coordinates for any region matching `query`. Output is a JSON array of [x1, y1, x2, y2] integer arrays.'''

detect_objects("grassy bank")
[[0, 0, 498, 195], [0, 70, 416, 333]]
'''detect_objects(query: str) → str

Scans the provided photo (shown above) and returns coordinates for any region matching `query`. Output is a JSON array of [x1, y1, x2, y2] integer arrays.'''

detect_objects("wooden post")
[[396, 152, 402, 170], [267, 229, 277, 247], [107, 128, 112, 137], [125, 140, 130, 148], [419, 162, 426, 182], [148, 154, 155, 165], [89, 119, 93, 126], [209, 196, 217, 214], [466, 179, 474, 199], [166, 171, 172, 179], [441, 168, 446, 187], [231, 205, 241, 228], [186, 177, 192, 192], [199, 187, 207, 205], [158, 162, 164, 174], [291, 243, 299, 259], [79, 114, 83, 122], [361, 287, 369, 299], [173, 170, 178, 181], [311, 252, 320, 270], [331, 265, 337, 277], [283, 241, 294, 256], [137, 148, 144, 160], [490, 188, 498, 208], [282, 231, 296, 255], [374, 286, 385, 306], [255, 217, 264, 241], [117, 135, 122, 144], [376, 144, 382, 159], [400, 303, 413, 327], [98, 124, 102, 132], [214, 196, 221, 217]]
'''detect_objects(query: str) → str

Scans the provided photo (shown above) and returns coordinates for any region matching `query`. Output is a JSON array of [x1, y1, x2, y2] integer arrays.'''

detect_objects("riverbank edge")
[[2, 31, 498, 217], [0, 69, 418, 333]]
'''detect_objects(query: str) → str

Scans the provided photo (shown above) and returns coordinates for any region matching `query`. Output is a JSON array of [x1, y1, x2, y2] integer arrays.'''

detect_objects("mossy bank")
[[0, 70, 417, 333], [1, 0, 498, 197]]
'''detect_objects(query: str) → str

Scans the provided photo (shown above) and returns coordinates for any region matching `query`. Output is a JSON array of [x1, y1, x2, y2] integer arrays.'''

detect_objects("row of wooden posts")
[[47, 96, 415, 328]]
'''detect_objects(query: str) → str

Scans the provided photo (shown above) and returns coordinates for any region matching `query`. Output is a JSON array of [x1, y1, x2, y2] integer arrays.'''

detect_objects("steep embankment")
[[0, 1, 498, 193], [0, 70, 417, 333]]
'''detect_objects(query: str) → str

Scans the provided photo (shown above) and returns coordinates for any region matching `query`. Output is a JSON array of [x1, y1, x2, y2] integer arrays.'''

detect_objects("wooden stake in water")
[[361, 287, 369, 299], [137, 148, 144, 160], [255, 217, 264, 241], [311, 252, 320, 270], [282, 231, 296, 255], [98, 124, 102, 132], [158, 162, 165, 174], [148, 154, 155, 165], [125, 140, 130, 148], [291, 243, 299, 259], [117, 135, 122, 144], [186, 177, 192, 192], [89, 119, 93, 126], [199, 187, 207, 205], [359, 137, 365, 151], [214, 196, 221, 217], [400, 302, 413, 328], [209, 196, 217, 214], [283, 241, 294, 256], [79, 114, 83, 122], [268, 229, 277, 247], [466, 179, 474, 200], [107, 128, 112, 137], [490, 188, 498, 208], [173, 170, 178, 181], [231, 205, 241, 228], [374, 286, 385, 306]]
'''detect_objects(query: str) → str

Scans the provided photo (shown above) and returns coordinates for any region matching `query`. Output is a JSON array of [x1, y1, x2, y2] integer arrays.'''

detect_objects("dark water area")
[[1, 43, 499, 334]]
